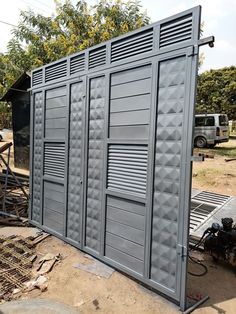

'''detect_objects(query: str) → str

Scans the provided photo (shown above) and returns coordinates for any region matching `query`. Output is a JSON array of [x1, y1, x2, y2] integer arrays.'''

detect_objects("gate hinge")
[[177, 244, 188, 260]]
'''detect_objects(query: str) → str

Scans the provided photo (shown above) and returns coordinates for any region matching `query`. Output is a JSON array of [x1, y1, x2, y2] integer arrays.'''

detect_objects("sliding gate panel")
[[30, 6, 205, 310], [43, 86, 67, 235]]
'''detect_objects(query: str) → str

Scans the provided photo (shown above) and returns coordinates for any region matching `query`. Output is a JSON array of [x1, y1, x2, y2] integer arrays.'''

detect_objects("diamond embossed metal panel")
[[30, 6, 211, 310], [85, 76, 105, 252], [32, 92, 43, 222], [67, 81, 85, 243], [151, 56, 185, 295]]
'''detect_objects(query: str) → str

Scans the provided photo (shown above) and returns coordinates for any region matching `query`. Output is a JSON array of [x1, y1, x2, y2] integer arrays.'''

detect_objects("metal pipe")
[[0, 155, 28, 199], [183, 295, 209, 314], [2, 146, 11, 211]]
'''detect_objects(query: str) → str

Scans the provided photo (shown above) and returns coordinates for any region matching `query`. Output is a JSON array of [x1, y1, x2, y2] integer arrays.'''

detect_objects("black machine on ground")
[[203, 218, 236, 267]]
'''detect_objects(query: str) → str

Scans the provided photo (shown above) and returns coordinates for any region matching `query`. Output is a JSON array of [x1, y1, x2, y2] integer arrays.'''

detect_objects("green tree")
[[196, 66, 236, 120], [0, 0, 149, 98]]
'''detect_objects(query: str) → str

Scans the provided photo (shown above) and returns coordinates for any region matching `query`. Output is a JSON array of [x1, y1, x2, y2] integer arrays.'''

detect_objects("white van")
[[194, 114, 229, 148]]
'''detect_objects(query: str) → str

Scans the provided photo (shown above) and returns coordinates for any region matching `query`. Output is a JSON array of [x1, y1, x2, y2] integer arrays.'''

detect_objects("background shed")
[[0, 72, 30, 170]]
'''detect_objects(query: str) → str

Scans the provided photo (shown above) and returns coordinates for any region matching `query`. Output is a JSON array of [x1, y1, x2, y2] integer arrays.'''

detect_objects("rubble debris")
[[12, 288, 21, 295], [37, 253, 62, 275], [24, 275, 48, 292], [225, 158, 236, 162], [73, 256, 114, 279], [92, 299, 100, 310]]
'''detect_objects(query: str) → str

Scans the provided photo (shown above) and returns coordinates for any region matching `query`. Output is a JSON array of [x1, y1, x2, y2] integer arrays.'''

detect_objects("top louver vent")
[[160, 14, 193, 48], [89, 46, 106, 69], [111, 29, 153, 63], [45, 61, 67, 82], [32, 70, 43, 86], [70, 54, 85, 75]]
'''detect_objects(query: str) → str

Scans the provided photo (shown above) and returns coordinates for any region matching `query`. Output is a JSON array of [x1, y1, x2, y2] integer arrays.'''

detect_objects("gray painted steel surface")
[[30, 6, 207, 310]]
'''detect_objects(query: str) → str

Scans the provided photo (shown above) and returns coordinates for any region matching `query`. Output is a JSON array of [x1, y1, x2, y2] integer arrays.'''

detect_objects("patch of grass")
[[195, 168, 222, 186]]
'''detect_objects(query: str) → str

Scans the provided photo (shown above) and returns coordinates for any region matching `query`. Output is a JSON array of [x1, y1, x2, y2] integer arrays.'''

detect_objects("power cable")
[[0, 20, 17, 28], [19, 0, 49, 14], [188, 231, 209, 277]]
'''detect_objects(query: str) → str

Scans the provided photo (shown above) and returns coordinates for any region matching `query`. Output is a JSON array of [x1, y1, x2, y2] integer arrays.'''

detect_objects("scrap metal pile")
[[0, 232, 52, 299], [0, 142, 29, 225]]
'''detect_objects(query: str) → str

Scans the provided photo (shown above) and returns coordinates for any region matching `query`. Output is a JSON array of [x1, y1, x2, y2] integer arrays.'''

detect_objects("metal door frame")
[[29, 6, 214, 310]]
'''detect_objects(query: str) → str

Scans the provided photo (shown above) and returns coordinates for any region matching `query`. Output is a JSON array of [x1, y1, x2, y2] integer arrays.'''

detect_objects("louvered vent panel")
[[70, 54, 85, 75], [160, 14, 193, 48], [108, 145, 147, 197], [89, 46, 106, 69], [45, 61, 67, 82], [44, 143, 65, 178], [111, 29, 153, 63], [32, 70, 43, 86]]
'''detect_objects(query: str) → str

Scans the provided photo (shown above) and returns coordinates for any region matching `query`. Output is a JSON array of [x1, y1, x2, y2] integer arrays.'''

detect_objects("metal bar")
[[183, 295, 209, 314], [0, 155, 28, 199], [2, 146, 11, 212], [143, 58, 158, 279], [198, 36, 215, 47]]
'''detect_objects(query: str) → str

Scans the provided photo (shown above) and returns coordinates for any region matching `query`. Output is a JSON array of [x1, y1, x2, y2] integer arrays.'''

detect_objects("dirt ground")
[[192, 139, 236, 196], [0, 227, 235, 314]]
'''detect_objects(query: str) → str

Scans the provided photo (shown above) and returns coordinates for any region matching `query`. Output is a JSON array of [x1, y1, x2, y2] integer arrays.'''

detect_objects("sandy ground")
[[192, 139, 236, 196], [0, 227, 236, 314]]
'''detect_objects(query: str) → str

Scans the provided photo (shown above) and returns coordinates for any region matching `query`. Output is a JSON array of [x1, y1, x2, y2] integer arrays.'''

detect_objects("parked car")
[[194, 114, 229, 148]]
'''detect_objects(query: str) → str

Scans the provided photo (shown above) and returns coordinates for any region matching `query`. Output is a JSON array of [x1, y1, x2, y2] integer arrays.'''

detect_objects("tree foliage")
[[196, 66, 236, 120], [0, 0, 149, 98]]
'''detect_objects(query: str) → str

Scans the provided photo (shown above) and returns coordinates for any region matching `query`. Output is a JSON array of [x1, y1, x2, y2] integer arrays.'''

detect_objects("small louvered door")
[[42, 86, 67, 235]]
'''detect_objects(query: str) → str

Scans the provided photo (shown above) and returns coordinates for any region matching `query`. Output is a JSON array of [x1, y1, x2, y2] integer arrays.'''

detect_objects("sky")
[[0, 0, 235, 72]]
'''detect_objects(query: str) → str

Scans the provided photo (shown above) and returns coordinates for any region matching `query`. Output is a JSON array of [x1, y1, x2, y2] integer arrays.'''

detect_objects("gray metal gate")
[[30, 6, 213, 310]]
